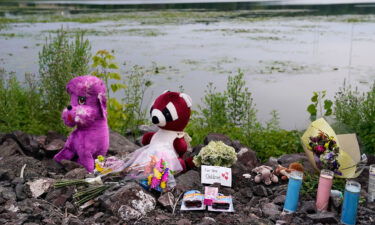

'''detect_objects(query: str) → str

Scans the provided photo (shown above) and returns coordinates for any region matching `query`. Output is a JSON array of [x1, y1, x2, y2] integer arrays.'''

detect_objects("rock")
[[177, 218, 192, 225], [60, 160, 84, 171], [0, 186, 16, 201], [65, 201, 76, 214], [261, 202, 281, 221], [108, 130, 139, 157], [93, 212, 105, 221], [44, 139, 65, 152], [64, 168, 87, 179], [236, 147, 259, 171], [277, 153, 315, 173], [157, 192, 174, 210], [307, 212, 338, 224], [248, 196, 262, 207], [231, 140, 245, 152], [12, 131, 40, 155], [0, 168, 14, 181], [0, 138, 22, 158], [45, 187, 74, 207], [300, 200, 316, 214], [240, 188, 253, 199], [138, 125, 159, 134], [253, 185, 269, 197], [175, 170, 202, 193], [26, 178, 54, 198], [15, 183, 27, 201], [273, 195, 286, 205], [100, 182, 155, 222], [204, 133, 232, 146], [198, 217, 216, 225], [66, 217, 84, 225], [0, 155, 47, 180], [265, 157, 279, 168]]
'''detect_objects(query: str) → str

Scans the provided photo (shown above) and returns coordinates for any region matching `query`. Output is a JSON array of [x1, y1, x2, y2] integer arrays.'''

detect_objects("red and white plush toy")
[[122, 91, 194, 178], [142, 91, 193, 171]]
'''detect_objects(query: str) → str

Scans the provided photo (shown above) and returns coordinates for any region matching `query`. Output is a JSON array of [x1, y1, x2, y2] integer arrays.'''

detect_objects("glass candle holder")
[[368, 164, 375, 202], [283, 171, 303, 213], [316, 169, 334, 212], [341, 180, 361, 225]]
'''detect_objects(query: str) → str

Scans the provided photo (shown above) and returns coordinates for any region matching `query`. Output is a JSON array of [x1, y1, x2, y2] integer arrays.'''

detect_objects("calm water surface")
[[0, 1, 374, 129]]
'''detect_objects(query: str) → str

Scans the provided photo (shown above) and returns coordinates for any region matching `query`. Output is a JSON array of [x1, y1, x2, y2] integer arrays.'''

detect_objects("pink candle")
[[316, 169, 334, 212]]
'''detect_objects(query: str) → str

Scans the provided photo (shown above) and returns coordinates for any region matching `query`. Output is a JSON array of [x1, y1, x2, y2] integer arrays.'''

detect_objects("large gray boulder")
[[108, 130, 139, 157]]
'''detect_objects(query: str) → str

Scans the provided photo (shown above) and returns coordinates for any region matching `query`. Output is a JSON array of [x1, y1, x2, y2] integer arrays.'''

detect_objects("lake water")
[[0, 1, 374, 130]]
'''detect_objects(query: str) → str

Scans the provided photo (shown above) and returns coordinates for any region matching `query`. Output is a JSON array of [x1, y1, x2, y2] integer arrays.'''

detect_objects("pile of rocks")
[[0, 130, 374, 225]]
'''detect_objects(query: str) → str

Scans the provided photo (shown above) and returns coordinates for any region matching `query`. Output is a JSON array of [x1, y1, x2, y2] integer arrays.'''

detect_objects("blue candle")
[[341, 181, 361, 225], [283, 171, 303, 213]]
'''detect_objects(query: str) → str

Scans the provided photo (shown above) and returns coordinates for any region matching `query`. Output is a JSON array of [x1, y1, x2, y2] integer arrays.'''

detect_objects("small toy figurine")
[[274, 162, 304, 180], [252, 165, 279, 185], [53, 75, 109, 172]]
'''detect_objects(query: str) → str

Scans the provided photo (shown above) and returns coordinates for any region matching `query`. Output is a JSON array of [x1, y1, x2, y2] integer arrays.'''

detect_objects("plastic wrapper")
[[95, 156, 125, 175], [181, 190, 205, 211], [122, 129, 184, 180], [208, 194, 234, 212]]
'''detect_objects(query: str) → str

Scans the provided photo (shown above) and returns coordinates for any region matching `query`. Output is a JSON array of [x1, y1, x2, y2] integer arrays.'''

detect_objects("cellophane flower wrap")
[[193, 141, 237, 168], [301, 118, 359, 178]]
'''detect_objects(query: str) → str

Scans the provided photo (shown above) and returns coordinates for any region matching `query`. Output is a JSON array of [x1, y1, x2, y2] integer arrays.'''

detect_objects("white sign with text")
[[201, 165, 232, 187]]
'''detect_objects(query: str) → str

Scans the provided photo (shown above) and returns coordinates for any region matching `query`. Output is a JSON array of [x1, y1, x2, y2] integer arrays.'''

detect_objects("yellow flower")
[[97, 155, 105, 162]]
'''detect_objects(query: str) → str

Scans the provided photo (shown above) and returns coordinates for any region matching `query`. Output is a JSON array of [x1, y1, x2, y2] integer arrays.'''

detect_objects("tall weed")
[[39, 28, 91, 127], [334, 82, 375, 153], [187, 70, 303, 161], [0, 70, 48, 134]]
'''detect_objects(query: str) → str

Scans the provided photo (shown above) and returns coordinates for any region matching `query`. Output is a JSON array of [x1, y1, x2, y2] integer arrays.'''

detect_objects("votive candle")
[[341, 180, 361, 225], [316, 169, 334, 212], [283, 171, 303, 213]]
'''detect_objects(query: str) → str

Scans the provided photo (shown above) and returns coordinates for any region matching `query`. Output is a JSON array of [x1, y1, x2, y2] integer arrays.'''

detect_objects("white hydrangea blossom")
[[193, 141, 237, 168]]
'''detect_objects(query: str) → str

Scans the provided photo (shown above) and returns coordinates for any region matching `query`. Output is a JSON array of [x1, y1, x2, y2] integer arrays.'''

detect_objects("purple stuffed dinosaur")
[[53, 75, 109, 172]]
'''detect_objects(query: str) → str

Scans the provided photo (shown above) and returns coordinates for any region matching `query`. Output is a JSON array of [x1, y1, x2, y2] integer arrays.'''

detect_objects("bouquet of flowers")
[[308, 131, 341, 175], [139, 158, 175, 192], [301, 118, 364, 178]]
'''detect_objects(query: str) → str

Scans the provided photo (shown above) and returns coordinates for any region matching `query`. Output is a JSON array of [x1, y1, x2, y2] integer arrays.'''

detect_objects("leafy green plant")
[[92, 49, 123, 99], [334, 82, 375, 154], [193, 141, 237, 167], [186, 70, 303, 161], [39, 28, 91, 133], [0, 70, 48, 134], [307, 91, 333, 121], [92, 50, 152, 138]]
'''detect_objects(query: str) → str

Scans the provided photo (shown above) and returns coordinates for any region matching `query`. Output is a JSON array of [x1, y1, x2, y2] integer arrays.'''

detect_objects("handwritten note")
[[201, 165, 232, 187]]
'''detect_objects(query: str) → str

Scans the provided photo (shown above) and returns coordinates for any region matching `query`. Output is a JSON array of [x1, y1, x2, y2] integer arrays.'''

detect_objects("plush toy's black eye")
[[162, 108, 172, 122], [78, 96, 86, 105]]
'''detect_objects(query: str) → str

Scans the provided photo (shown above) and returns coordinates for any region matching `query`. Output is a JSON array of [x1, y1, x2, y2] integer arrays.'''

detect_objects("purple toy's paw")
[[77, 156, 95, 172], [53, 154, 62, 163], [53, 147, 75, 163]]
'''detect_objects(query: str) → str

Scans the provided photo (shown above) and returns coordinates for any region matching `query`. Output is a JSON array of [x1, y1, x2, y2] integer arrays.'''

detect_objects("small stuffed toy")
[[274, 162, 304, 180], [252, 165, 279, 185], [53, 75, 109, 172]]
